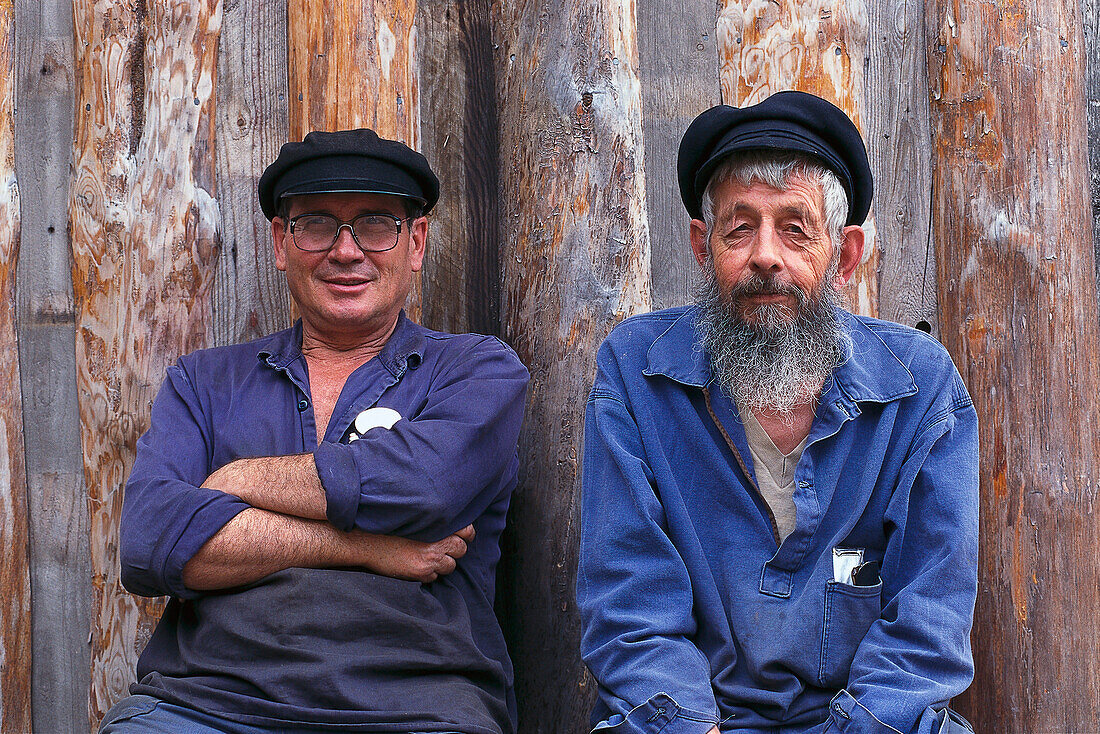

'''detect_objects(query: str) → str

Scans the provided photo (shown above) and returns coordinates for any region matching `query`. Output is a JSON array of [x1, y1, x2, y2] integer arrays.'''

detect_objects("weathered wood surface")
[[638, 0, 720, 309], [70, 0, 222, 724], [1085, 0, 1100, 293], [213, 0, 294, 347], [926, 0, 1100, 726], [0, 1, 30, 728], [14, 0, 90, 729], [418, 0, 501, 335], [864, 0, 936, 331], [287, 0, 424, 321], [493, 0, 651, 727], [716, 0, 879, 316]]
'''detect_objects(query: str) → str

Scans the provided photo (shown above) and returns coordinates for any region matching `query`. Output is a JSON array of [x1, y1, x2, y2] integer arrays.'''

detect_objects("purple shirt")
[[120, 313, 528, 733]]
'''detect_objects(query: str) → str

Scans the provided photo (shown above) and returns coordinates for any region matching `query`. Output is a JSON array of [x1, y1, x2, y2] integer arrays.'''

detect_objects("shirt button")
[[297, 398, 309, 411]]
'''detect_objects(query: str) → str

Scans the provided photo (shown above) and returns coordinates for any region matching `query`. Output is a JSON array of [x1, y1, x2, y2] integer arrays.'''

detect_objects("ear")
[[408, 216, 428, 273], [272, 217, 289, 272], [834, 225, 865, 288], [690, 219, 710, 269]]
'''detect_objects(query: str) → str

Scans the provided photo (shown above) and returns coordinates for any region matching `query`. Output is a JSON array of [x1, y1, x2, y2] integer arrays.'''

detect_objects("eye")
[[353, 214, 401, 237], [295, 214, 336, 233]]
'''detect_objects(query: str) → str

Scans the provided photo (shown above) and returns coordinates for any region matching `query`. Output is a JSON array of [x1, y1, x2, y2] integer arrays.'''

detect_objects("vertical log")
[[418, 0, 501, 336], [1085, 0, 1100, 292], [716, 0, 879, 316], [926, 0, 1100, 727], [638, 0, 720, 310], [213, 0, 294, 346], [493, 0, 651, 729], [865, 0, 937, 331], [15, 0, 90, 729], [287, 0, 423, 320], [70, 0, 222, 725], [0, 1, 30, 728]]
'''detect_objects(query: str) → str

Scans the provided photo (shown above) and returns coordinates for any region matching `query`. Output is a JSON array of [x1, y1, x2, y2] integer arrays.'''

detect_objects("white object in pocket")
[[832, 547, 864, 586]]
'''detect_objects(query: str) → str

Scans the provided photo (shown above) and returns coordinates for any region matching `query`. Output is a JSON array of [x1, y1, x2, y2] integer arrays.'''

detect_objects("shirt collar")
[[643, 305, 917, 404], [256, 310, 426, 376]]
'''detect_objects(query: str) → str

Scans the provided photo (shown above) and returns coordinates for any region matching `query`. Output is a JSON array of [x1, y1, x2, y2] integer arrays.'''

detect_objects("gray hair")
[[699, 151, 850, 251]]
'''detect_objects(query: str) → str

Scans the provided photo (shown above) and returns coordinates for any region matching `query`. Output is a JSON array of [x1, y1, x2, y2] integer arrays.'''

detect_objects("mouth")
[[321, 275, 375, 292]]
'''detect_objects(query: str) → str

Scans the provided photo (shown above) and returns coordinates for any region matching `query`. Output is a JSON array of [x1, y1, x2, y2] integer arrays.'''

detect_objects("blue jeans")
[[98, 695, 463, 734]]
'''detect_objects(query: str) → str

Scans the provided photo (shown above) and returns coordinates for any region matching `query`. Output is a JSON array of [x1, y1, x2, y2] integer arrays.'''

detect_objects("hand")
[[350, 524, 476, 583], [707, 728, 720, 734]]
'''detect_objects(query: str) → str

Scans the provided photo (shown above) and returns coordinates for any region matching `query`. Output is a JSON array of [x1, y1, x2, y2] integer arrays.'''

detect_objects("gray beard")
[[694, 263, 851, 418]]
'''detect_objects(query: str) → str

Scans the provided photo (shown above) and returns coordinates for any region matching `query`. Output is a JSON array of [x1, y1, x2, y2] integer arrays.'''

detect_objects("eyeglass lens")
[[292, 214, 402, 252]]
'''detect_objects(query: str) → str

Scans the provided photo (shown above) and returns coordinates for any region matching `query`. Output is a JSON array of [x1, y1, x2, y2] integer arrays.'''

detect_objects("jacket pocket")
[[818, 579, 883, 687]]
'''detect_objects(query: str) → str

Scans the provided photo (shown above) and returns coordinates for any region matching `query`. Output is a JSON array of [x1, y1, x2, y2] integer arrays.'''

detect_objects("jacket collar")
[[256, 310, 426, 377], [643, 305, 917, 404]]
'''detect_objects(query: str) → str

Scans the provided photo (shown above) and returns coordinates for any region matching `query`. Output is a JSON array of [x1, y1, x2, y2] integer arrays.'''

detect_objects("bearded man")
[[576, 92, 979, 734]]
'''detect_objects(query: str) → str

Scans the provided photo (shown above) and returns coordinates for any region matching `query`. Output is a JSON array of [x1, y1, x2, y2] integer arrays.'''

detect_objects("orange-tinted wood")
[[927, 0, 1100, 727], [70, 0, 222, 725], [287, 0, 423, 320], [0, 0, 30, 728]]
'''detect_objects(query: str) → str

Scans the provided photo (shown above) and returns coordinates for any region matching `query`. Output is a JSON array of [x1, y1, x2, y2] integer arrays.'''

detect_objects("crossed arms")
[[182, 454, 475, 590], [120, 335, 529, 599]]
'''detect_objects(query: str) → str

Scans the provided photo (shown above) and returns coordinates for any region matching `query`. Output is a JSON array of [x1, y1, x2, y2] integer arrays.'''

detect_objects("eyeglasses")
[[287, 213, 413, 253]]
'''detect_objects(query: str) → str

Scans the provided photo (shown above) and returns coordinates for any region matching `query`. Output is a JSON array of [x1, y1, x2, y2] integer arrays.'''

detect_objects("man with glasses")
[[105, 129, 528, 734]]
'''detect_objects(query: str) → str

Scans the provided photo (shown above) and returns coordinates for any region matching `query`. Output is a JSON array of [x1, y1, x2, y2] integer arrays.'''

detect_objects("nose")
[[328, 224, 365, 262], [749, 222, 783, 273]]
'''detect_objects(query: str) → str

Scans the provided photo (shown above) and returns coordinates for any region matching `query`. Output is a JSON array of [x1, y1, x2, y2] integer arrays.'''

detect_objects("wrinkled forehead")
[[710, 173, 827, 221]]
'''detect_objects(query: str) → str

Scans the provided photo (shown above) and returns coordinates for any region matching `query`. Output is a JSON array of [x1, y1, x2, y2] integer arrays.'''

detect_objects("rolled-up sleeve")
[[315, 336, 529, 540], [828, 385, 979, 734], [577, 344, 720, 734], [120, 363, 250, 599]]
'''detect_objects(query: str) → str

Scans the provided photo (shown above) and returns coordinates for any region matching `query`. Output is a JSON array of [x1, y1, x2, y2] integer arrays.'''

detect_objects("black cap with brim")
[[677, 91, 872, 226], [258, 128, 440, 220]]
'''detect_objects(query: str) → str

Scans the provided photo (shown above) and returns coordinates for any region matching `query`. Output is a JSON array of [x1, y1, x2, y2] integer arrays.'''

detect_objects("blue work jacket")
[[578, 306, 978, 734]]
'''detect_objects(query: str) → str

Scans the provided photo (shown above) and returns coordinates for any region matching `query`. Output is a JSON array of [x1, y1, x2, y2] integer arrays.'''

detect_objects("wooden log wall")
[[492, 0, 651, 725], [927, 0, 1100, 726], [289, 0, 425, 320], [0, 0, 30, 728], [69, 0, 222, 725], [2, 0, 1099, 730]]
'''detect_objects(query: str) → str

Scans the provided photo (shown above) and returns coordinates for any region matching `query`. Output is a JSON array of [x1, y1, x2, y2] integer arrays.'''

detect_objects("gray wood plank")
[[418, 0, 502, 336], [13, 3, 90, 730], [638, 0, 720, 310], [865, 0, 938, 331], [212, 0, 294, 347]]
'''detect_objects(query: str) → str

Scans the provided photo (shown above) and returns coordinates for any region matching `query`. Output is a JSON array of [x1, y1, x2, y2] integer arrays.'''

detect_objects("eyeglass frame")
[[284, 211, 417, 254]]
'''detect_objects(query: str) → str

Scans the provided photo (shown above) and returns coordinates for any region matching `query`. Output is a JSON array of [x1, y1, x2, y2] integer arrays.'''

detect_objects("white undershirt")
[[737, 401, 807, 544]]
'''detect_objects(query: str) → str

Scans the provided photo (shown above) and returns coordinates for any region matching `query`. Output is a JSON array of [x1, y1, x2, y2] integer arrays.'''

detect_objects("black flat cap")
[[258, 128, 440, 220], [677, 91, 872, 226]]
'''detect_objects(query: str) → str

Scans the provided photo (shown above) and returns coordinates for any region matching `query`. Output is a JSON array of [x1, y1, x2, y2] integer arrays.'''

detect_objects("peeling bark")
[[70, 0, 222, 724]]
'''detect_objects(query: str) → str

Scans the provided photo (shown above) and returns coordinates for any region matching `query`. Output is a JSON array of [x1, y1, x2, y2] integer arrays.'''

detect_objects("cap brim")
[[278, 178, 428, 205]]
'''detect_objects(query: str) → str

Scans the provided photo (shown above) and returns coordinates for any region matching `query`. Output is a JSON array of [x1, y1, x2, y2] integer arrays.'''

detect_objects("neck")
[[751, 399, 817, 455], [300, 314, 400, 366]]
